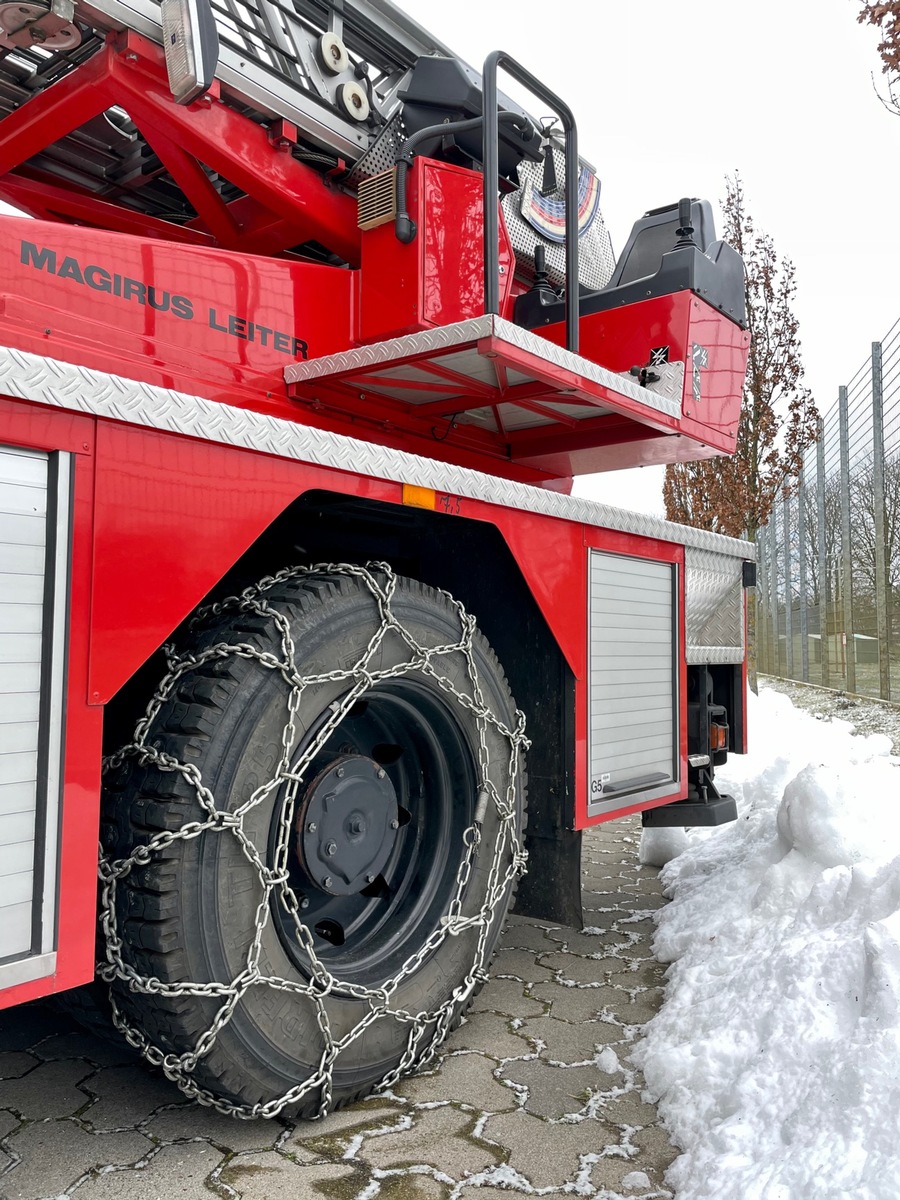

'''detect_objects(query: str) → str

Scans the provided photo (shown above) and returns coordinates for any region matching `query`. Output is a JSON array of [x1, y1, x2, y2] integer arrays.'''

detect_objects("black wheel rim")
[[270, 680, 477, 986]]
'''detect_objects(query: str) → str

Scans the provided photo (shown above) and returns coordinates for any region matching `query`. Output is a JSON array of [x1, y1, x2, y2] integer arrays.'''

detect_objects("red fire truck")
[[0, 0, 752, 1117]]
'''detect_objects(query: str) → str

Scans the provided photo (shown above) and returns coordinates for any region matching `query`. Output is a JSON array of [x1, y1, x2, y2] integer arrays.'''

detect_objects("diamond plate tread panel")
[[686, 646, 746, 665], [685, 548, 746, 663], [0, 345, 754, 561], [284, 315, 682, 421], [619, 361, 685, 406]]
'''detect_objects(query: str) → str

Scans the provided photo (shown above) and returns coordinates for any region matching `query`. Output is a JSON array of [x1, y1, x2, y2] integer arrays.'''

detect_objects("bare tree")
[[664, 174, 819, 542], [858, 2, 900, 114]]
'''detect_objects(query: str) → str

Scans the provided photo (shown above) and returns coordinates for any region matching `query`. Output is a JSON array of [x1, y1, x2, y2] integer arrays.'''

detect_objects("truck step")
[[641, 794, 738, 828]]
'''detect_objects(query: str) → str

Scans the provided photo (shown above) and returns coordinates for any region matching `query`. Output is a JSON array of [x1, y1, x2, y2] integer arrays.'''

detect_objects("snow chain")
[[98, 563, 529, 1120]]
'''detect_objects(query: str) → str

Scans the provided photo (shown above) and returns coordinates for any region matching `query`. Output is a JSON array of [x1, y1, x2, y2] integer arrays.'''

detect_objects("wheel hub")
[[296, 755, 399, 896]]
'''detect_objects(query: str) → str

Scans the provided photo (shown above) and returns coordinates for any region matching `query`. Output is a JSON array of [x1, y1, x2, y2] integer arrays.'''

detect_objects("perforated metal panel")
[[588, 551, 679, 817], [0, 446, 68, 985]]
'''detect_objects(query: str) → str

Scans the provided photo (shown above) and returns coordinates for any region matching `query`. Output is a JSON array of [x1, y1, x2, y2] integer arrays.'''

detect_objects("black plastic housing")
[[399, 56, 541, 181]]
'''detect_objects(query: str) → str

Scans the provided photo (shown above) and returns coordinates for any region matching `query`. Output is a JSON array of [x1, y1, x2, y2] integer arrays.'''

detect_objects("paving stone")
[[219, 1150, 358, 1197], [0, 1005, 62, 1053], [357, 1104, 500, 1178], [286, 1102, 401, 1154], [364, 1174, 449, 1200], [0, 1111, 20, 1139], [0, 1059, 92, 1119], [607, 959, 669, 989], [144, 1103, 288, 1152], [530, 982, 624, 1023], [615, 989, 667, 1026], [76, 1141, 223, 1200], [442, 1011, 529, 1061], [630, 1123, 680, 1172], [488, 948, 554, 983], [31, 1031, 135, 1068], [499, 923, 558, 954], [505, 914, 558, 930], [394, 1052, 515, 1112], [469, 978, 544, 1018], [542, 929, 616, 955], [0, 1054, 37, 1081], [1, 1120, 151, 1199], [539, 954, 621, 985], [80, 1064, 183, 1130], [598, 1093, 663, 1128], [480, 1109, 619, 1190], [499, 1060, 613, 1120], [512, 1015, 621, 1063]]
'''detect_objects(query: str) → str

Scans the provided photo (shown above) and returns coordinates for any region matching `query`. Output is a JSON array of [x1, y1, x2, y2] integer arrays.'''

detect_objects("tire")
[[100, 565, 527, 1118]]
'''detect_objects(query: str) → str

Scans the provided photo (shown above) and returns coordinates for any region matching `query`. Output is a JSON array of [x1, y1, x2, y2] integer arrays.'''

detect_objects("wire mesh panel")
[[757, 319, 900, 700]]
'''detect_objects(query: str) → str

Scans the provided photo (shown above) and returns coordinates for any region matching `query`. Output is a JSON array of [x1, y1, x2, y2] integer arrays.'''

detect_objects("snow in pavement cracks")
[[636, 683, 900, 1200], [0, 822, 676, 1200]]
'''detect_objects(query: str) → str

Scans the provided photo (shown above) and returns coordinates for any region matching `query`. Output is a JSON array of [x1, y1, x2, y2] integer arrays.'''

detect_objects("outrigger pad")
[[641, 794, 738, 828]]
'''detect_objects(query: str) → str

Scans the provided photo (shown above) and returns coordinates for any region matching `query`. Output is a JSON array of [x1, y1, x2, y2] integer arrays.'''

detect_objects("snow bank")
[[634, 688, 900, 1200]]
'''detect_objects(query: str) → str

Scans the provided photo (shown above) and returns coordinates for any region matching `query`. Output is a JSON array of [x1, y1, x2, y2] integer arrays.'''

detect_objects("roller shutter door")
[[0, 444, 68, 983], [588, 551, 679, 816]]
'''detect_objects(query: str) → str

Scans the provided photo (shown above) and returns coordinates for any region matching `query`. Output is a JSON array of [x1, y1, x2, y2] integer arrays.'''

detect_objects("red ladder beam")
[[0, 171, 214, 244], [136, 126, 243, 249], [0, 32, 361, 264], [105, 33, 361, 265]]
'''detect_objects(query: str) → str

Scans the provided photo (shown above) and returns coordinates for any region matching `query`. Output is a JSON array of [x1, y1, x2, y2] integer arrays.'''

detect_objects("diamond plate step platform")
[[285, 314, 687, 478]]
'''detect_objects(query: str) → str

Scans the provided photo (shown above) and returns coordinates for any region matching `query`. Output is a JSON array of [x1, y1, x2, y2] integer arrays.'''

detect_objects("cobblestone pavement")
[[0, 818, 676, 1200]]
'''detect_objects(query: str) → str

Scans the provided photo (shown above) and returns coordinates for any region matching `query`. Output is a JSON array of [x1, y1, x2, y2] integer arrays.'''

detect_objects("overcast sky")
[[3, 2, 895, 517], [400, 0, 900, 514]]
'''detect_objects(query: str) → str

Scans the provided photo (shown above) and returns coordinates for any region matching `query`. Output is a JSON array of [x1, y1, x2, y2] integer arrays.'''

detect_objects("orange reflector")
[[402, 484, 436, 510], [710, 724, 727, 751]]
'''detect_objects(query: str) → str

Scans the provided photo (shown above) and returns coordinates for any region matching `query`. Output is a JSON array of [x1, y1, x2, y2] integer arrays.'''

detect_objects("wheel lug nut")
[[300, 897, 310, 910], [325, 841, 337, 856], [336, 766, 345, 778], [390, 818, 399, 829], [323, 876, 332, 888], [376, 767, 386, 779], [366, 874, 376, 883], [307, 822, 317, 833]]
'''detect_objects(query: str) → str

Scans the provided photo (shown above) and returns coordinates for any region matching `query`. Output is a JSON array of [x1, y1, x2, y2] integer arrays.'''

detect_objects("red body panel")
[[359, 158, 514, 342], [0, 392, 711, 1006], [532, 295, 750, 474]]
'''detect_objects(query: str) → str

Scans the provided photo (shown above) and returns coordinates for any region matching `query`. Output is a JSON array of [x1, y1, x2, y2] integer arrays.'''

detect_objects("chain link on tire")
[[98, 563, 528, 1119]]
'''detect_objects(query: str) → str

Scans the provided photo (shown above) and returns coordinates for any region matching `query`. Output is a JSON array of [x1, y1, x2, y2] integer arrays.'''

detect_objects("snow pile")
[[634, 688, 900, 1200]]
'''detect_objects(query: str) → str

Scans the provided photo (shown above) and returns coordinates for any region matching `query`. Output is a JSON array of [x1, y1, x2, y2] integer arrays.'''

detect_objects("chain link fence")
[[757, 319, 900, 701]]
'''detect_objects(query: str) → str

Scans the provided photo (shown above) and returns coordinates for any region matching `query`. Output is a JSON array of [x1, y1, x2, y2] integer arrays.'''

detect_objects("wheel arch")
[[104, 488, 582, 925]]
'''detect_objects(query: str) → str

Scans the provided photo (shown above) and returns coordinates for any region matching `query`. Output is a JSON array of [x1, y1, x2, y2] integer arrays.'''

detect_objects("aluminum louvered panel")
[[588, 551, 679, 817], [0, 447, 46, 961], [0, 446, 68, 985]]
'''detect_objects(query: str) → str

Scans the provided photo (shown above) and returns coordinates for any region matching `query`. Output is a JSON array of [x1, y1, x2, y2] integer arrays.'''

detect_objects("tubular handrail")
[[482, 50, 579, 353]]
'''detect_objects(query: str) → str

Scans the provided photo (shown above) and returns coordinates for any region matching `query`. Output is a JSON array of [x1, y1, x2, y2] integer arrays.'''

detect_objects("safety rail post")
[[482, 50, 579, 353], [871, 341, 891, 700], [816, 416, 830, 688], [838, 384, 856, 693]]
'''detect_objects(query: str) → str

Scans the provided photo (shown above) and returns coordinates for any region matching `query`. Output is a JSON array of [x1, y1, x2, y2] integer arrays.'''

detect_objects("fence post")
[[782, 490, 794, 678], [763, 525, 768, 676], [816, 416, 830, 688], [871, 342, 891, 701], [770, 506, 781, 675], [839, 384, 856, 692], [798, 476, 809, 681]]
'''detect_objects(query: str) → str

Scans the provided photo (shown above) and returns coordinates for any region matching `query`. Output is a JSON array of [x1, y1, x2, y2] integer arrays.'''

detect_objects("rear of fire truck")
[[0, 0, 753, 1117]]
